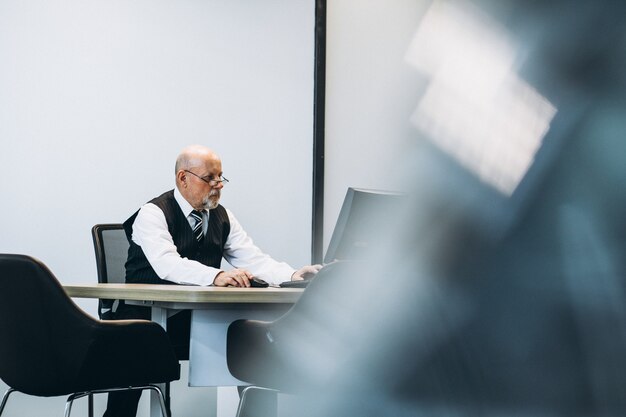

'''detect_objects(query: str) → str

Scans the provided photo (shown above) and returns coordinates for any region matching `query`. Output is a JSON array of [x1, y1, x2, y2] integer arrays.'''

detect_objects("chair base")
[[0, 388, 15, 417], [236, 386, 279, 417], [0, 385, 169, 417]]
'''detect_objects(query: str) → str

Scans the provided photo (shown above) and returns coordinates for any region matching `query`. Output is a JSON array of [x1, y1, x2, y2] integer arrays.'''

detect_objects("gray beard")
[[202, 193, 219, 210]]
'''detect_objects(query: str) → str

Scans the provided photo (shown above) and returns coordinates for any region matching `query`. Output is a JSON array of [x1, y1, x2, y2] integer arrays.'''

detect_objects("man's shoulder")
[[149, 189, 176, 205], [147, 190, 181, 215], [127, 190, 177, 225]]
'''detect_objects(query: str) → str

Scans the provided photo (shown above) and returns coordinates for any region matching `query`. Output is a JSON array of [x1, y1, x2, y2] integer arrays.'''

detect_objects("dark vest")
[[123, 190, 231, 284]]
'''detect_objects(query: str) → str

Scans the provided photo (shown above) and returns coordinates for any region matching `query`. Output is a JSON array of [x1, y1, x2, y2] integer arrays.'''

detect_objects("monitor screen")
[[324, 188, 406, 264]]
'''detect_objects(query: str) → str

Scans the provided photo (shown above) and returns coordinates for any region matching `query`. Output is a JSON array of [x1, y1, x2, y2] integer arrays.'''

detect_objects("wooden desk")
[[64, 283, 303, 417], [64, 283, 302, 305]]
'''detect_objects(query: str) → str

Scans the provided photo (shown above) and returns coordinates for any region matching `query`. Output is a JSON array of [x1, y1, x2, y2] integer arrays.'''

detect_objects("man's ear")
[[176, 170, 187, 187]]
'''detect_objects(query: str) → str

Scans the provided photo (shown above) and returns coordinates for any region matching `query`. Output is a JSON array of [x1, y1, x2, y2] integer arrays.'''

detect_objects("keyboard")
[[279, 280, 310, 288]]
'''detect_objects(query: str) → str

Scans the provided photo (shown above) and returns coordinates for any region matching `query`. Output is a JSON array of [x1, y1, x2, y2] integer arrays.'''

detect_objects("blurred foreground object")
[[232, 1, 626, 416]]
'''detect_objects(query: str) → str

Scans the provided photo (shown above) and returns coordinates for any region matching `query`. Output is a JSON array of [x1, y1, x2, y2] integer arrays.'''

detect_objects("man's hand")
[[214, 269, 254, 287], [291, 264, 323, 281]]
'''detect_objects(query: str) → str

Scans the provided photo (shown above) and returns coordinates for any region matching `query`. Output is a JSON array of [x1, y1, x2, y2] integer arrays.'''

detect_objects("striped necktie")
[[190, 210, 204, 244]]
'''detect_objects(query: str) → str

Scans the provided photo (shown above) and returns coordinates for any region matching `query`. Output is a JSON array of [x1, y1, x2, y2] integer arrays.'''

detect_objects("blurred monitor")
[[324, 187, 405, 264]]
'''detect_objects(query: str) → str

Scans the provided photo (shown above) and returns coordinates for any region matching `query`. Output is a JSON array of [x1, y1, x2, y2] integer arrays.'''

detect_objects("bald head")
[[175, 145, 220, 174], [175, 145, 224, 210]]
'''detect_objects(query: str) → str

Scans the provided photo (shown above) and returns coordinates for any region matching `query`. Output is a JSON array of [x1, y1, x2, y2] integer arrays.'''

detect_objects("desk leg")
[[188, 306, 289, 387], [151, 307, 169, 417]]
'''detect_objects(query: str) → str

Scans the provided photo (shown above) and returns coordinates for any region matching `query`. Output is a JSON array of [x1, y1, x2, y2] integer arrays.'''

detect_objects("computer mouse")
[[249, 277, 269, 288]]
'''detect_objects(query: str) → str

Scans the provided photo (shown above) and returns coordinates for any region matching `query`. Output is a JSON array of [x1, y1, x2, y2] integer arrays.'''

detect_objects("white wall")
[[323, 0, 431, 249], [0, 0, 313, 416]]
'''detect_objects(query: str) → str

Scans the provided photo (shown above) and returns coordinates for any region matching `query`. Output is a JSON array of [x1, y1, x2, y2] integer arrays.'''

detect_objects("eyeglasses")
[[184, 170, 229, 186]]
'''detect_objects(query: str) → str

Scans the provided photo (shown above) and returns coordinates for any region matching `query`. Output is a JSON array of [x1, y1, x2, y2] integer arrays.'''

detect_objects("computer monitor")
[[324, 187, 406, 264]]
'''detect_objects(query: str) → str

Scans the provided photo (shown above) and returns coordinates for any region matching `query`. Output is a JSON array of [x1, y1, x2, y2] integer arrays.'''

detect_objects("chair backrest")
[[91, 224, 129, 318], [0, 254, 98, 395], [227, 261, 358, 391], [92, 224, 128, 285]]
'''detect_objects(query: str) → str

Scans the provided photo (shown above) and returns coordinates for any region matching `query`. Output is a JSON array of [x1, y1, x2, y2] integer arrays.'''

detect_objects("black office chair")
[[91, 224, 128, 319], [92, 223, 181, 415], [226, 262, 354, 417], [0, 254, 180, 417]]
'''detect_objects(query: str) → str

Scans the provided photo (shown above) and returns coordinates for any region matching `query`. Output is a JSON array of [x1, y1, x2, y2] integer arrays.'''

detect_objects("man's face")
[[181, 157, 224, 210]]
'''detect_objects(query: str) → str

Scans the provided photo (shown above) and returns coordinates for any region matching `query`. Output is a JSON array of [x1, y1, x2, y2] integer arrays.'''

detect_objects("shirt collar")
[[174, 187, 201, 217]]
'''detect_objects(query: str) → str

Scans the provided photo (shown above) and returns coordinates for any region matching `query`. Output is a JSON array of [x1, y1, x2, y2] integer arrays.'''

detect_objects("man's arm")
[[291, 264, 323, 281], [132, 203, 219, 286]]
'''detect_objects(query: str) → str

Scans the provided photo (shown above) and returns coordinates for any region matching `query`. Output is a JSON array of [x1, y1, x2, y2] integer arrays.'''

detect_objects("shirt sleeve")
[[223, 209, 296, 285], [131, 203, 220, 286]]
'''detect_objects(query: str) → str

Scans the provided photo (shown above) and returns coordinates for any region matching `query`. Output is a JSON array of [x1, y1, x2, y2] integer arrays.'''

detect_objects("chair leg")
[[236, 387, 278, 417], [145, 385, 169, 417], [65, 385, 169, 417], [165, 381, 171, 417], [0, 388, 16, 417], [88, 393, 94, 417], [235, 387, 251, 417], [64, 394, 76, 417]]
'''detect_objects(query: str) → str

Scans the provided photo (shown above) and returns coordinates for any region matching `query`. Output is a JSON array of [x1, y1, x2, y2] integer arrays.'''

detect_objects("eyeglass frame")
[[184, 170, 229, 186]]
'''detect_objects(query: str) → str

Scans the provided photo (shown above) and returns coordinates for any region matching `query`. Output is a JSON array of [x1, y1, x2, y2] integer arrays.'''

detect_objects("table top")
[[63, 283, 303, 304]]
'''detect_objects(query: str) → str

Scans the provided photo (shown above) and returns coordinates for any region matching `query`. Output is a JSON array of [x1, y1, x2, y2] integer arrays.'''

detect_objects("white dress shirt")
[[131, 188, 295, 286]]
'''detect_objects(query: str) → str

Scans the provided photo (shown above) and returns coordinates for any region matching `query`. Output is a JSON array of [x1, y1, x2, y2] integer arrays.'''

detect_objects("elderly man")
[[125, 144, 318, 287], [104, 144, 320, 417]]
